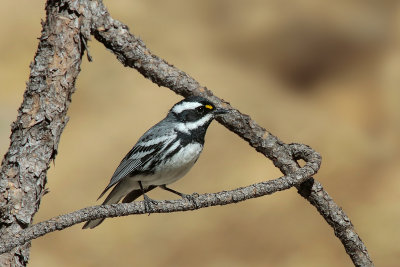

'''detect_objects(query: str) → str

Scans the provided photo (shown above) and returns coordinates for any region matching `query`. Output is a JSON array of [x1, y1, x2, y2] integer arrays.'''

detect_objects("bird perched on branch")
[[83, 96, 228, 229]]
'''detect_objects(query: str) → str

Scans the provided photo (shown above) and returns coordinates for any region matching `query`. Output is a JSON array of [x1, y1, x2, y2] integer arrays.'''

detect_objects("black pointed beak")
[[214, 107, 229, 115]]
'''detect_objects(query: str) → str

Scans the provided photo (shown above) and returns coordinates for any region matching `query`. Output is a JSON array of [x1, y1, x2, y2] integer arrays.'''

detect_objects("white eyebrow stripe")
[[172, 102, 202, 114]]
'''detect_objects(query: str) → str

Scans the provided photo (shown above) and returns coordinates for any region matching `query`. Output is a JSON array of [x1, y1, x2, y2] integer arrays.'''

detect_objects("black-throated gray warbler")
[[83, 96, 228, 229]]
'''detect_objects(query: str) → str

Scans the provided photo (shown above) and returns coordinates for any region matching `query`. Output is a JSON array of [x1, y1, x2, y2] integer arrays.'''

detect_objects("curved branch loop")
[[0, 1, 374, 267]]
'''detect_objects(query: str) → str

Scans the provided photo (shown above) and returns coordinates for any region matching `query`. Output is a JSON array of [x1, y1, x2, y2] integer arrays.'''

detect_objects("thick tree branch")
[[0, 1, 88, 266], [0, 0, 373, 267], [0, 144, 320, 254]]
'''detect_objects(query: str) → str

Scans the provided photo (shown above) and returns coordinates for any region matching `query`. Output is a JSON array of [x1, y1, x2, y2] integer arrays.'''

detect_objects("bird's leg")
[[160, 185, 198, 208], [159, 184, 187, 198], [138, 181, 158, 215]]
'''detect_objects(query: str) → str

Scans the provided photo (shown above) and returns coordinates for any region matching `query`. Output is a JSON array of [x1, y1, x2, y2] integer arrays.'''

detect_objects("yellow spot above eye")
[[205, 104, 213, 110]]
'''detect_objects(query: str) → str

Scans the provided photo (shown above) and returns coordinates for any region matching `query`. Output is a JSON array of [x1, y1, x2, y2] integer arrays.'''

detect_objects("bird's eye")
[[196, 106, 205, 114]]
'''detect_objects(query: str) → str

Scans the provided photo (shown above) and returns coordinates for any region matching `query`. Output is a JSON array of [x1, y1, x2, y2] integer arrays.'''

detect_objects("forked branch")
[[0, 1, 373, 266]]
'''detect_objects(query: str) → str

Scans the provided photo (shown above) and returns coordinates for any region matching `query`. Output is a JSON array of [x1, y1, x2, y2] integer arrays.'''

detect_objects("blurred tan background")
[[1, 0, 400, 266]]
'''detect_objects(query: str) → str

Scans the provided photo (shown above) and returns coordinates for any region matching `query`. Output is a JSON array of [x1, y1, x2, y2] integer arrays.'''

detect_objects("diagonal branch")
[[0, 1, 373, 267], [0, 146, 320, 254], [84, 1, 373, 266]]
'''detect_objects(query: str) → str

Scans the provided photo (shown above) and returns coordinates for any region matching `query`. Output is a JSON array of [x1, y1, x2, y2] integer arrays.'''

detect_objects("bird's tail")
[[82, 183, 157, 229], [82, 182, 130, 229]]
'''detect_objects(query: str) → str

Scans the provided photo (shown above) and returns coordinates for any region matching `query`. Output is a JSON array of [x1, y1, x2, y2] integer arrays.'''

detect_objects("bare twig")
[[0, 0, 373, 267]]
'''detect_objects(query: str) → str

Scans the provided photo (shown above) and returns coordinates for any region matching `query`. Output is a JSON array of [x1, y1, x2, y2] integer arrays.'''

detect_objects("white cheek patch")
[[175, 113, 213, 133], [175, 123, 190, 134], [172, 101, 202, 114]]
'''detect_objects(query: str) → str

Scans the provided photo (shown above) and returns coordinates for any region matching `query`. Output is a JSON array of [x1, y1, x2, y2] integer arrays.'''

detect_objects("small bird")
[[83, 96, 228, 229]]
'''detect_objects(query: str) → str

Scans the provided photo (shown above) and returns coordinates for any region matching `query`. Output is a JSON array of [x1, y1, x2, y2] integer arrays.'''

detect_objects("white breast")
[[142, 143, 203, 186]]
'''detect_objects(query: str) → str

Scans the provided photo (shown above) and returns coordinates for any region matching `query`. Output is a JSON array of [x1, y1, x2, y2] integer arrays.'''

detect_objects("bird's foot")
[[143, 194, 158, 215], [181, 192, 199, 209], [159, 185, 199, 209]]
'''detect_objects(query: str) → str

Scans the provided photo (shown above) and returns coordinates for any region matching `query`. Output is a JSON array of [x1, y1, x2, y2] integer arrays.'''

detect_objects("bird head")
[[171, 96, 227, 120]]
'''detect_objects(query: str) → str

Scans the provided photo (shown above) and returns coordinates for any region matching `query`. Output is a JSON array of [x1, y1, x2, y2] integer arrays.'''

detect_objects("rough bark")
[[0, 0, 373, 266], [0, 0, 87, 265]]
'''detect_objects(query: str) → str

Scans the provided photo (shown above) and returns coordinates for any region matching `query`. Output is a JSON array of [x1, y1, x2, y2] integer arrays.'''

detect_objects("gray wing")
[[97, 124, 177, 199]]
